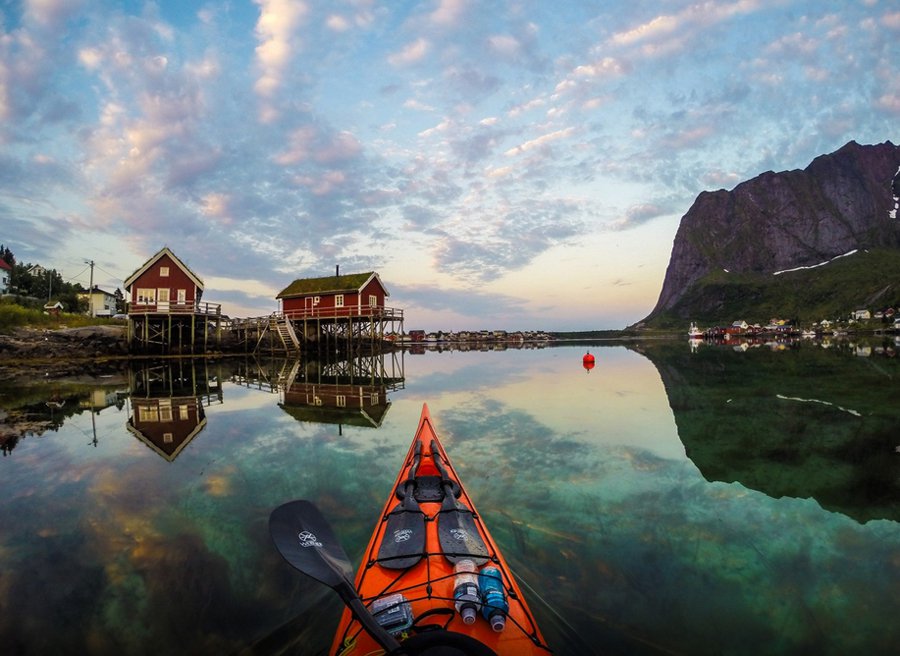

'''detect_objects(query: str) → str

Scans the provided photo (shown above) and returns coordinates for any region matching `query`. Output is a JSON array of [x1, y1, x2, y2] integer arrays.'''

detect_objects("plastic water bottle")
[[478, 566, 508, 632], [453, 559, 480, 625]]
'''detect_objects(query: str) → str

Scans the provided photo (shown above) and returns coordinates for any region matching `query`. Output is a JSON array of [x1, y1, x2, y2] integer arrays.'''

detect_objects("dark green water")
[[0, 343, 898, 655]]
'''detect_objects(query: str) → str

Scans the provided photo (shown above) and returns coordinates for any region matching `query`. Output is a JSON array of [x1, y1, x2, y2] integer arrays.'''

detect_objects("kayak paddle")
[[377, 440, 427, 569], [268, 500, 403, 654], [430, 440, 490, 565]]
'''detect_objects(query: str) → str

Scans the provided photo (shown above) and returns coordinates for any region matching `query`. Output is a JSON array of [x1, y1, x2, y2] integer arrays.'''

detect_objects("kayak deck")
[[330, 404, 551, 655]]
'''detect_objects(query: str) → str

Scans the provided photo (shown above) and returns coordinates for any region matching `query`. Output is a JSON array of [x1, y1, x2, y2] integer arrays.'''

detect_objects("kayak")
[[329, 403, 551, 655]]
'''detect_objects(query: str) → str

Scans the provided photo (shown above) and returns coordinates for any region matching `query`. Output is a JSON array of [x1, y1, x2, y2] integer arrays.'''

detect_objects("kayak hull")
[[330, 403, 550, 655]]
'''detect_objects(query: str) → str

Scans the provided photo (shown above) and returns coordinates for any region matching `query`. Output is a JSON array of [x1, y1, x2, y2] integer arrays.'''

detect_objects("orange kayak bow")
[[330, 403, 551, 655]]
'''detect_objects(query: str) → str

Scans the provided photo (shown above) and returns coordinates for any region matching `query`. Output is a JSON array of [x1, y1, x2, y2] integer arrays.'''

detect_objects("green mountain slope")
[[642, 248, 900, 328]]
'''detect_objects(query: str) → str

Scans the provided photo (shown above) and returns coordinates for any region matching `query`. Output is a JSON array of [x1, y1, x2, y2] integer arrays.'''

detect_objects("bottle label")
[[454, 583, 478, 598]]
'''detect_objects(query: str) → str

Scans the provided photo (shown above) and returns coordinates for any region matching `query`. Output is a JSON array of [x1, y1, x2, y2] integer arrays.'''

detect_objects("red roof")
[[0, 260, 11, 271]]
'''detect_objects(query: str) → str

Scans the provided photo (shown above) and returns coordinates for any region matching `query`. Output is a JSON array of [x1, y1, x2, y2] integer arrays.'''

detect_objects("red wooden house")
[[123, 247, 204, 314], [127, 397, 207, 461], [276, 271, 390, 319]]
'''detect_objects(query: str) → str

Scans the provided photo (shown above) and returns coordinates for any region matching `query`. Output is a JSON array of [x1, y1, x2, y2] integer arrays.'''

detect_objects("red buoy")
[[582, 351, 595, 372]]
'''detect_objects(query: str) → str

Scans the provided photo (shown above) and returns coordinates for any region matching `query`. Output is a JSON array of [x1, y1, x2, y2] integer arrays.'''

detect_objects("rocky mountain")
[[640, 140, 900, 326]]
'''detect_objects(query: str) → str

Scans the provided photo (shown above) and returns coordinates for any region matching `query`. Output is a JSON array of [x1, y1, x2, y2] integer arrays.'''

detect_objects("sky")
[[0, 0, 897, 331]]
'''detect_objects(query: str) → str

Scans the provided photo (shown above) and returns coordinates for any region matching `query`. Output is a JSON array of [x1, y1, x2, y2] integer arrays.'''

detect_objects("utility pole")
[[85, 260, 95, 317]]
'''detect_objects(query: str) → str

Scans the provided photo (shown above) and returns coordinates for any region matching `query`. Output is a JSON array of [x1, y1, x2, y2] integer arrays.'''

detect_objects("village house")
[[853, 309, 871, 320], [123, 247, 204, 314], [725, 320, 750, 335], [78, 286, 118, 317], [276, 270, 389, 319], [122, 247, 224, 353], [0, 259, 10, 293]]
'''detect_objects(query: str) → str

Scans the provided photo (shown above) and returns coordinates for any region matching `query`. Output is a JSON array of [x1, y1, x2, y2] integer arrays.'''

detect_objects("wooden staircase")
[[261, 315, 301, 352]]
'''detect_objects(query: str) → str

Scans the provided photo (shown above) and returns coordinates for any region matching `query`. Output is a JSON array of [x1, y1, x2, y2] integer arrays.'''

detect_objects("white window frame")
[[177, 289, 186, 304], [369, 294, 377, 307], [137, 288, 156, 304], [160, 266, 169, 277], [138, 405, 159, 422], [157, 288, 170, 303], [336, 395, 347, 407], [335, 294, 344, 308]]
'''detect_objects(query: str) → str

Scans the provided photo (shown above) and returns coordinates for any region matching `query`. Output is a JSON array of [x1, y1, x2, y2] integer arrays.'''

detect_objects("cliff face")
[[644, 141, 900, 322]]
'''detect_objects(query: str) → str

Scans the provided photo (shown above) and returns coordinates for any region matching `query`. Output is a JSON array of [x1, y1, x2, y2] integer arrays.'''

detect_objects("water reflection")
[[0, 345, 898, 655], [126, 360, 222, 460], [635, 339, 900, 523]]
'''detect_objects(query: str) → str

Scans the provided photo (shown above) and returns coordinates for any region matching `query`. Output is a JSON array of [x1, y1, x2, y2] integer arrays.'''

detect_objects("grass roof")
[[276, 272, 376, 299]]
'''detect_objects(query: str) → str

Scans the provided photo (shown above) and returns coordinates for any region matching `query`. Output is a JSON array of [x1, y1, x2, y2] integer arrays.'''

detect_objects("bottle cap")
[[489, 612, 506, 632], [461, 606, 476, 624]]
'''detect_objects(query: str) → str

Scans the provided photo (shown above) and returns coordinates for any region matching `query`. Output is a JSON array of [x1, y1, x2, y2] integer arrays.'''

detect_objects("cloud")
[[488, 34, 520, 57], [253, 0, 309, 121], [24, 0, 87, 31], [431, 199, 584, 281], [326, 14, 351, 32], [429, 0, 468, 27], [883, 11, 900, 30], [608, 203, 670, 231], [607, 0, 763, 59], [504, 127, 575, 157], [388, 37, 430, 66], [394, 282, 527, 316]]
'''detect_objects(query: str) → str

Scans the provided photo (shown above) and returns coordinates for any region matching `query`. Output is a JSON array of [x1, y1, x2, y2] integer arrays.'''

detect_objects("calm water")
[[1, 342, 898, 655]]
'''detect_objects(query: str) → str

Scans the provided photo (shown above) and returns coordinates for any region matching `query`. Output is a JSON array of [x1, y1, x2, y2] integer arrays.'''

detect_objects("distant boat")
[[688, 322, 703, 338]]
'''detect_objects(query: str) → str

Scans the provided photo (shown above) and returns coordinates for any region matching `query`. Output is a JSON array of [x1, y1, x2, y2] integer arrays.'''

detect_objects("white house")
[[0, 259, 10, 293], [79, 286, 118, 317], [853, 309, 871, 320]]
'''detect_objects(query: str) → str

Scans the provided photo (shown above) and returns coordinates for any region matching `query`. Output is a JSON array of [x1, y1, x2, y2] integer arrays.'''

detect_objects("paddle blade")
[[269, 500, 354, 589], [377, 498, 426, 569], [438, 503, 490, 565]]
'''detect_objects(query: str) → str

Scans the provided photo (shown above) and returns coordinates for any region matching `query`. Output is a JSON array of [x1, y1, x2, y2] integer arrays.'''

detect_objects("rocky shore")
[[0, 325, 130, 382]]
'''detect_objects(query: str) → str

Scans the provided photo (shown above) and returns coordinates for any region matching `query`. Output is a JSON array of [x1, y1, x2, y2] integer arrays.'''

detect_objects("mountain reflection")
[[633, 339, 900, 523]]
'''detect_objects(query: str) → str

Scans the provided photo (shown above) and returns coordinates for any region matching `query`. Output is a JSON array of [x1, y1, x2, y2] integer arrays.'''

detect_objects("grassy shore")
[[0, 300, 125, 334]]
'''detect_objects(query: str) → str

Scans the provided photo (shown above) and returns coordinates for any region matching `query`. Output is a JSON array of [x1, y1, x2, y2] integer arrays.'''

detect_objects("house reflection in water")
[[126, 360, 223, 460], [276, 353, 405, 430]]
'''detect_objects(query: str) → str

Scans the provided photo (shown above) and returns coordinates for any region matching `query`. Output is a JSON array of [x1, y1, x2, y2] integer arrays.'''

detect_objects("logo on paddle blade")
[[450, 528, 469, 542], [297, 530, 323, 548], [393, 528, 413, 543]]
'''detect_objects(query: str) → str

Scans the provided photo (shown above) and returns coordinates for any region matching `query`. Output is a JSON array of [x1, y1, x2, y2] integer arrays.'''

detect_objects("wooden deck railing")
[[127, 301, 222, 316], [282, 306, 403, 321]]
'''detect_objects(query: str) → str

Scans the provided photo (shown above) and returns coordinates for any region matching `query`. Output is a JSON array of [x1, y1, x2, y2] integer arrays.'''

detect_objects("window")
[[137, 288, 156, 304], [370, 393, 380, 404], [336, 395, 347, 407], [369, 294, 377, 307], [159, 401, 172, 422], [138, 405, 159, 422], [177, 289, 186, 304], [163, 433, 173, 444], [157, 288, 170, 303], [160, 266, 169, 277], [335, 294, 344, 307], [313, 296, 320, 305], [179, 405, 189, 420]]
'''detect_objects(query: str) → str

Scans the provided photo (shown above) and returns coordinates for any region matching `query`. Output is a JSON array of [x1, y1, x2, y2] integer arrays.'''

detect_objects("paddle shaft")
[[269, 501, 406, 654], [335, 581, 405, 654], [430, 440, 455, 493]]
